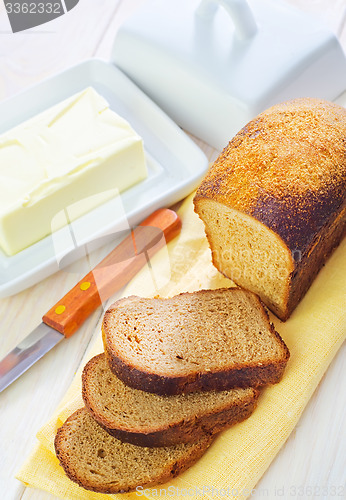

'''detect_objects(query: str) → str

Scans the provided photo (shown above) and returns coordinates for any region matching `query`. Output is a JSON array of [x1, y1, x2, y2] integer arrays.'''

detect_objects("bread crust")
[[104, 345, 288, 396], [93, 398, 257, 447], [82, 354, 259, 447], [54, 408, 212, 494], [102, 290, 290, 396], [194, 98, 346, 320], [285, 201, 345, 319]]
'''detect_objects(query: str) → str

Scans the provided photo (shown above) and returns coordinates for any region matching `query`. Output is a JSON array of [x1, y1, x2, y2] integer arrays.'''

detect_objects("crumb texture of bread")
[[102, 288, 290, 395], [193, 98, 346, 320], [82, 353, 259, 447], [54, 408, 212, 494]]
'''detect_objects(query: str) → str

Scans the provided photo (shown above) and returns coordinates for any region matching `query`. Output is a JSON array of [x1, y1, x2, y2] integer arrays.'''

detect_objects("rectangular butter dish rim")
[[0, 59, 209, 298]]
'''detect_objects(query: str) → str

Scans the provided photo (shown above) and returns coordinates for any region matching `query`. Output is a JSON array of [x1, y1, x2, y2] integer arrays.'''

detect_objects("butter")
[[0, 88, 147, 255]]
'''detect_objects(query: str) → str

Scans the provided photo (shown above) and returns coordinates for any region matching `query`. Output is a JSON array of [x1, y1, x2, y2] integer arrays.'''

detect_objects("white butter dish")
[[112, 0, 346, 150], [0, 60, 208, 297]]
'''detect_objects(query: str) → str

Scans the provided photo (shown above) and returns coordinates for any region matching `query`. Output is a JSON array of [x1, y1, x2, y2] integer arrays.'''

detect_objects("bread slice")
[[82, 353, 259, 447], [54, 408, 212, 494], [102, 288, 290, 395], [193, 98, 346, 320]]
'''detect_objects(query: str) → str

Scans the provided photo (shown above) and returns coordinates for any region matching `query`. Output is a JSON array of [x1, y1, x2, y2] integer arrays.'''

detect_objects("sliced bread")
[[54, 408, 212, 494], [82, 353, 259, 447], [102, 288, 290, 395]]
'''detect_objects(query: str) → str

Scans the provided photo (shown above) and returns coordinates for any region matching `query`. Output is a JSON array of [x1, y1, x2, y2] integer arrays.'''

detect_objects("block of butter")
[[0, 87, 147, 256]]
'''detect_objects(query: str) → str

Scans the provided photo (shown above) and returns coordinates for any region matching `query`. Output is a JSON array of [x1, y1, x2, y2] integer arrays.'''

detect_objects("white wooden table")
[[0, 1, 345, 499]]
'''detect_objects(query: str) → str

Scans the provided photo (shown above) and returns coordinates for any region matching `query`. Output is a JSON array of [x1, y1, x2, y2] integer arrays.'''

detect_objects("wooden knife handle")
[[42, 209, 181, 337]]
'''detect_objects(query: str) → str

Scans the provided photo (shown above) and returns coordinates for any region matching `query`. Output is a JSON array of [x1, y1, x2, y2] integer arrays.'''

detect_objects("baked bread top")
[[194, 98, 346, 254]]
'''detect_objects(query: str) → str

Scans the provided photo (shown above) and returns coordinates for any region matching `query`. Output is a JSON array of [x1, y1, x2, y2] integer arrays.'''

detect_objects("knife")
[[0, 208, 181, 393]]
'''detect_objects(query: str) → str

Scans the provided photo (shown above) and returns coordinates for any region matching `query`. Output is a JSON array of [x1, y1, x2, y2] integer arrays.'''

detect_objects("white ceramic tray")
[[0, 59, 208, 298]]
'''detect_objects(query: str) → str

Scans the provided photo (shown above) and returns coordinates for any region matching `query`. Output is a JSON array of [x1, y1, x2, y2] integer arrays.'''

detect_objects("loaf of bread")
[[82, 353, 259, 447], [102, 288, 290, 395], [194, 98, 346, 320], [54, 408, 212, 494]]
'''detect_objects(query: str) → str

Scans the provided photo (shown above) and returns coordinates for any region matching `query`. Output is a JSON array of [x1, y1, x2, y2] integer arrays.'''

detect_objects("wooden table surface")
[[0, 1, 345, 499]]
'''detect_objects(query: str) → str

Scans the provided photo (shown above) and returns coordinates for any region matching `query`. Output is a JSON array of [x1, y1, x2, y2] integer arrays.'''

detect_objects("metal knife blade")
[[0, 323, 63, 393]]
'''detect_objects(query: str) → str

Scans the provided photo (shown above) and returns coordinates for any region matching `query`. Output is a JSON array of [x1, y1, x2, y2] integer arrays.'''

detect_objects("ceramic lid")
[[112, 0, 346, 150]]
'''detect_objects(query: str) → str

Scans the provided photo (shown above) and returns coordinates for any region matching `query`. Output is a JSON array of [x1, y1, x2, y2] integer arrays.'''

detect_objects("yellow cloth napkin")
[[17, 193, 346, 500]]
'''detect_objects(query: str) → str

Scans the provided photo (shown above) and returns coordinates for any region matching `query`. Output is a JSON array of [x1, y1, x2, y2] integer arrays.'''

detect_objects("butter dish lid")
[[112, 0, 346, 150]]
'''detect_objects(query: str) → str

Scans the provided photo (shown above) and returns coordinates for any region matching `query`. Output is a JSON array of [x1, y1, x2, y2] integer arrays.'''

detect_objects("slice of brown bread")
[[102, 288, 290, 395], [82, 353, 259, 447], [54, 408, 212, 494]]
